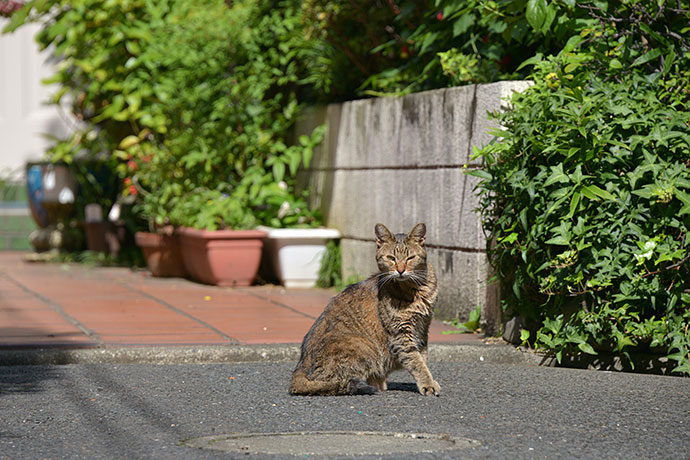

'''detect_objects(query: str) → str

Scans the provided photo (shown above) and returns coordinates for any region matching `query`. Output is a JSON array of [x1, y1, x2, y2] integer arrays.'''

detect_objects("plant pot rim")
[[135, 230, 177, 245], [256, 225, 341, 240], [176, 227, 267, 240]]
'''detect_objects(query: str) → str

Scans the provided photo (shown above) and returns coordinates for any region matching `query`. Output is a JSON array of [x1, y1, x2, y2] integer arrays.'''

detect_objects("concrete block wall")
[[295, 81, 531, 334]]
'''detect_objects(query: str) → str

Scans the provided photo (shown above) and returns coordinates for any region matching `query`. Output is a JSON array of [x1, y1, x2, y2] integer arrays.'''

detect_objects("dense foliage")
[[303, 0, 650, 97], [5, 0, 323, 230], [472, 0, 690, 374]]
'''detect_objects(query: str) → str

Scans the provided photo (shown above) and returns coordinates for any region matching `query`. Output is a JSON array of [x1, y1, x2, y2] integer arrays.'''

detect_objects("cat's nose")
[[396, 267, 405, 275]]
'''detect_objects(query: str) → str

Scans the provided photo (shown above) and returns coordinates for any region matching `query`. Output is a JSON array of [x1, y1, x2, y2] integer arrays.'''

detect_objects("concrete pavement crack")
[[1, 271, 103, 346], [238, 289, 317, 320], [121, 284, 239, 344]]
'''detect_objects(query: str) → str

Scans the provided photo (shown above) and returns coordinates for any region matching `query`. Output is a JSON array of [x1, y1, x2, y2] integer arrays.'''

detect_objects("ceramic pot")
[[25, 162, 77, 228], [257, 226, 341, 288], [135, 231, 186, 278], [177, 227, 266, 286]]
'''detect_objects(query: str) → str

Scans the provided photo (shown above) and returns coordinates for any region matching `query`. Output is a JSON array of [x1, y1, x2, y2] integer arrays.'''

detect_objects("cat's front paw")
[[419, 380, 440, 396]]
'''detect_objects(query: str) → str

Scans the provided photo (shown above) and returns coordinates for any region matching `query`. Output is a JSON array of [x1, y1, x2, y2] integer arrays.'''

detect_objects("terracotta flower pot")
[[135, 231, 186, 278], [177, 227, 266, 286]]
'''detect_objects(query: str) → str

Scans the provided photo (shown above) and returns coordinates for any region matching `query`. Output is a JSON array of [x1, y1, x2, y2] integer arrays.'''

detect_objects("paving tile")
[[0, 252, 491, 349]]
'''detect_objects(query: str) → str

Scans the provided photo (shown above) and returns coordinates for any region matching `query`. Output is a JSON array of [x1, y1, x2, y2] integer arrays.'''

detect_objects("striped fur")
[[289, 223, 439, 396]]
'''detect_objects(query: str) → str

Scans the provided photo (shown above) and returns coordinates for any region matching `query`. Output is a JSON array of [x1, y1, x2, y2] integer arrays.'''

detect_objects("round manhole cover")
[[184, 431, 479, 456]]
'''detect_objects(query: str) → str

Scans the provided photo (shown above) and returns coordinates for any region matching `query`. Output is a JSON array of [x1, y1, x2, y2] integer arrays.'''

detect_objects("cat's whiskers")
[[408, 273, 424, 287], [375, 272, 395, 289]]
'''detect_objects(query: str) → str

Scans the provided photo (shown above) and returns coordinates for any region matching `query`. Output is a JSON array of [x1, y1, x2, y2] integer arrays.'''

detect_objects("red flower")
[[436, 12, 443, 20], [128, 185, 138, 196], [0, 1, 24, 18], [124, 177, 132, 186], [127, 160, 138, 171]]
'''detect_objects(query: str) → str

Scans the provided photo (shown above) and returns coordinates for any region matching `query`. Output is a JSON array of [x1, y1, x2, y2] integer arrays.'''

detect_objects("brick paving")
[[0, 251, 484, 349]]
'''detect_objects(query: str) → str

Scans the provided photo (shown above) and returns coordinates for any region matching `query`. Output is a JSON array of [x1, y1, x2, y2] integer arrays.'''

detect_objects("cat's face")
[[375, 223, 427, 283]]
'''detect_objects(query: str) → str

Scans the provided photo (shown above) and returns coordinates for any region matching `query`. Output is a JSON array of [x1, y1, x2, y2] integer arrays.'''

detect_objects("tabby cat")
[[289, 223, 440, 396]]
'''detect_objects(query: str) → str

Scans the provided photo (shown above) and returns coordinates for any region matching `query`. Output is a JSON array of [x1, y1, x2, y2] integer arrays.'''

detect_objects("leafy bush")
[[472, 1, 690, 374], [304, 0, 623, 97], [5, 0, 325, 231]]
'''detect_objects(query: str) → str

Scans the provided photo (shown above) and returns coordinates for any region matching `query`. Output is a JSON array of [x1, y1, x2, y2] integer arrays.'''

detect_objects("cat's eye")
[[387, 255, 396, 262], [406, 256, 416, 262]]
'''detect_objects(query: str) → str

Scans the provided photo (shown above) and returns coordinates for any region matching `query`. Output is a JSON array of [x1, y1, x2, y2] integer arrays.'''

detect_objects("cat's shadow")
[[386, 382, 418, 392]]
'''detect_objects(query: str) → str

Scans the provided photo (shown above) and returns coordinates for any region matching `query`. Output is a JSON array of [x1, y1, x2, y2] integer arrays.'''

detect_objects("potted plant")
[[119, 131, 187, 278], [246, 153, 341, 289], [169, 188, 266, 287], [258, 224, 341, 288], [256, 190, 341, 288], [134, 225, 186, 278]]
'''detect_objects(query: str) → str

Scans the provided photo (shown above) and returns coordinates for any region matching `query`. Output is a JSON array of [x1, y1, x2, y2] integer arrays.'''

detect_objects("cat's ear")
[[407, 223, 426, 246], [375, 223, 394, 247]]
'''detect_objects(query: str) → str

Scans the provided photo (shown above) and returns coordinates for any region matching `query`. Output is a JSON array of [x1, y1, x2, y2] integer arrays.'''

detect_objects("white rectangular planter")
[[258, 226, 341, 288]]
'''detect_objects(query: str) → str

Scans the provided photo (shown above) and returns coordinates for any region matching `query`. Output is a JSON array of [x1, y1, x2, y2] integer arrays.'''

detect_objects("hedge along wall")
[[296, 81, 531, 333]]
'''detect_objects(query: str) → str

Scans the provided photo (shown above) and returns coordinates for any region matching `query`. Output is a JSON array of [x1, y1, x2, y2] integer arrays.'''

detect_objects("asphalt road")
[[0, 361, 687, 459]]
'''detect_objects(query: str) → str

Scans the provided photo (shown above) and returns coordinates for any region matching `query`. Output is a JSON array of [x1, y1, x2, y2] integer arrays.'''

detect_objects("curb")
[[0, 343, 539, 366]]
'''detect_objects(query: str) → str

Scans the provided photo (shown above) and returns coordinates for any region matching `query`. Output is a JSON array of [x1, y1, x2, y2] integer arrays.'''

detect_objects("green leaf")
[[419, 31, 439, 55], [465, 169, 492, 180], [564, 62, 579, 74], [95, 95, 125, 121], [545, 235, 570, 246], [500, 233, 519, 244], [118, 135, 140, 149], [567, 191, 581, 218], [541, 4, 557, 33], [272, 161, 285, 183], [578, 342, 597, 355], [544, 164, 570, 186], [675, 189, 690, 206], [463, 304, 481, 331], [580, 186, 599, 201], [631, 48, 662, 67], [517, 53, 543, 71], [561, 35, 583, 54], [526, 0, 547, 32], [126, 94, 142, 113], [302, 146, 313, 169], [288, 151, 301, 177], [582, 185, 615, 201], [671, 361, 690, 375], [453, 13, 475, 37]]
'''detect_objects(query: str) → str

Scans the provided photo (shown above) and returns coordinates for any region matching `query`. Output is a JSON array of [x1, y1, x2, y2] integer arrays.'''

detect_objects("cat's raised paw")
[[419, 380, 440, 396]]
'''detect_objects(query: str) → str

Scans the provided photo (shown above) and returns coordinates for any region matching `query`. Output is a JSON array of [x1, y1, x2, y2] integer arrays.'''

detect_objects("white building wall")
[[0, 19, 74, 180]]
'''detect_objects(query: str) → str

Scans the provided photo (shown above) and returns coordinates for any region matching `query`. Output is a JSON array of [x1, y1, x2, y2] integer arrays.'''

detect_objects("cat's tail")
[[289, 369, 378, 396]]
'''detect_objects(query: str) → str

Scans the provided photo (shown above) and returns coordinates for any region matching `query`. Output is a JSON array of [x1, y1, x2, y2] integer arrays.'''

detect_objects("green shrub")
[[5, 0, 325, 231], [305, 0, 618, 97], [472, 1, 690, 374]]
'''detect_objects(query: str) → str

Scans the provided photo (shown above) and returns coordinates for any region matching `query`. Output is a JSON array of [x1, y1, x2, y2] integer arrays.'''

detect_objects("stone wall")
[[295, 81, 531, 334]]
